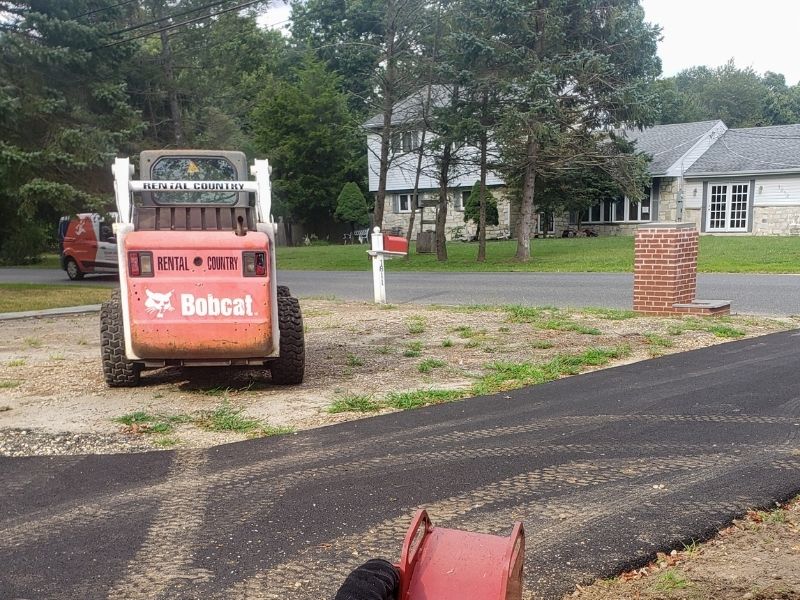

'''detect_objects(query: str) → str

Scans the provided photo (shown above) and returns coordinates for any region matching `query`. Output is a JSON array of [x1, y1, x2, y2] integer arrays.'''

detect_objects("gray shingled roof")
[[619, 120, 722, 175], [685, 124, 800, 175], [363, 85, 452, 128]]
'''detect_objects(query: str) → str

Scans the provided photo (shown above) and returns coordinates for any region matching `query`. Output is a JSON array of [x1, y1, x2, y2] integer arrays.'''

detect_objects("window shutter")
[[392, 195, 400, 213]]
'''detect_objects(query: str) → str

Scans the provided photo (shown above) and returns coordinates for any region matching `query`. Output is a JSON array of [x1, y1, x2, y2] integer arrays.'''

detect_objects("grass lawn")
[[0, 284, 113, 313], [277, 236, 800, 273]]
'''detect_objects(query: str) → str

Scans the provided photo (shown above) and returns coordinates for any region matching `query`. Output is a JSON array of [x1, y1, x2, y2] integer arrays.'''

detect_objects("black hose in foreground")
[[333, 558, 400, 600]]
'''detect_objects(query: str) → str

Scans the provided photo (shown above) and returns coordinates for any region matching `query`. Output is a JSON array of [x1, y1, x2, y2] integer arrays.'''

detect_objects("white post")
[[371, 227, 386, 304]]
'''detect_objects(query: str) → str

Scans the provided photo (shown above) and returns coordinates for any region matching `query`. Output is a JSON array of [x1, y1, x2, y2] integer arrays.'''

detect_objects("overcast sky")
[[258, 1, 800, 85]]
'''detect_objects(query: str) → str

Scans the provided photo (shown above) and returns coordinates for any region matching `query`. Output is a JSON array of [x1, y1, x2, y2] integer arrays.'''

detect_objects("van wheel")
[[270, 296, 305, 385], [101, 290, 141, 387], [66, 258, 84, 280]]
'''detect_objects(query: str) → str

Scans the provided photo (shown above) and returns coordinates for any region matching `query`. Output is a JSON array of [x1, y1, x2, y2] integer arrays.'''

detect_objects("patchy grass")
[[441, 338, 454, 348], [581, 307, 638, 320], [195, 403, 263, 433], [384, 389, 465, 410], [503, 305, 550, 323], [530, 339, 554, 349], [418, 358, 446, 373], [0, 284, 113, 313], [0, 380, 21, 389], [346, 353, 364, 367], [6, 359, 26, 367], [473, 346, 630, 396], [113, 411, 190, 435], [23, 337, 42, 348], [540, 317, 602, 336], [668, 317, 746, 338], [652, 569, 691, 591], [328, 394, 382, 414], [406, 316, 427, 334], [250, 425, 295, 438], [644, 333, 674, 348], [403, 340, 424, 357]]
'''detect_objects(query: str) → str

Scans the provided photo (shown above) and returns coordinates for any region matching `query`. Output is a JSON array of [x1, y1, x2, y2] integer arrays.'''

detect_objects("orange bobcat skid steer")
[[103, 150, 304, 387]]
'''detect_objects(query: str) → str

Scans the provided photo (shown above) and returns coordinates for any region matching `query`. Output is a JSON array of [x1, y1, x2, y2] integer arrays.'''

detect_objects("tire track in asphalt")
[[223, 449, 784, 599], [107, 450, 213, 600]]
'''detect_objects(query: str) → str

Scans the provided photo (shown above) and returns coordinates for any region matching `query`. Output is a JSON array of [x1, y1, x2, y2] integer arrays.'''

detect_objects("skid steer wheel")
[[65, 258, 84, 280], [277, 285, 290, 297], [270, 296, 305, 385], [100, 290, 141, 387]]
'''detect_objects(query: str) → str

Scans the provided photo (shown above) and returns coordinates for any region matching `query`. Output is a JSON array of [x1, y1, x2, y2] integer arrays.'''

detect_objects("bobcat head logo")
[[74, 219, 87, 236], [144, 289, 175, 319]]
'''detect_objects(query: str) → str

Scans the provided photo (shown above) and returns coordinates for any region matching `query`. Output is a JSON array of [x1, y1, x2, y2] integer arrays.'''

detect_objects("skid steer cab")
[[101, 150, 304, 387]]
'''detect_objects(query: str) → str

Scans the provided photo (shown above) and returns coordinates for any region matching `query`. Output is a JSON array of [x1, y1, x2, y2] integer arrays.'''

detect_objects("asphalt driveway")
[[1, 329, 799, 599]]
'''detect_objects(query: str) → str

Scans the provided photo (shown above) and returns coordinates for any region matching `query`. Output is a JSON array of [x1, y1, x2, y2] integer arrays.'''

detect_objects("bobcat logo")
[[144, 289, 175, 319], [74, 219, 87, 236]]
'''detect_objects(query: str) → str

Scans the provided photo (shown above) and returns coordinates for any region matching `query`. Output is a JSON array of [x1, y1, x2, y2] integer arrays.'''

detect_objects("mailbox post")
[[368, 227, 408, 304]]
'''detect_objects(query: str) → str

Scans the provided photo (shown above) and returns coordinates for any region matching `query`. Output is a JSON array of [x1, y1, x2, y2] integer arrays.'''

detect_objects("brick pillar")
[[634, 223, 698, 315]]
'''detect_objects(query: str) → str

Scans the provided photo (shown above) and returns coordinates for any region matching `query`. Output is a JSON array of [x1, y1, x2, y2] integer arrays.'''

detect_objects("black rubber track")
[[100, 290, 141, 387], [269, 295, 305, 384]]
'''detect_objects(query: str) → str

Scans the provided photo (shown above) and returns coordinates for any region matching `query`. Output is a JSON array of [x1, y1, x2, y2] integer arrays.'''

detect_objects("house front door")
[[706, 183, 749, 232]]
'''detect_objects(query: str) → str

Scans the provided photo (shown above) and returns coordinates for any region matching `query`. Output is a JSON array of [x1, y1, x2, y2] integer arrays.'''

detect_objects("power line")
[[73, 0, 138, 21], [106, 0, 238, 38], [93, 0, 266, 50]]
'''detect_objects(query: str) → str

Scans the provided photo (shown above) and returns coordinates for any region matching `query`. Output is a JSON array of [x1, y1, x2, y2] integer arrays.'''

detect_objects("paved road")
[[2, 331, 799, 599], [3, 268, 800, 315]]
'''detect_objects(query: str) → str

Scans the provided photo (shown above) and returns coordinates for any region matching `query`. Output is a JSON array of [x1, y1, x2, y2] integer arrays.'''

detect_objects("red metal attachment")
[[397, 509, 525, 600]]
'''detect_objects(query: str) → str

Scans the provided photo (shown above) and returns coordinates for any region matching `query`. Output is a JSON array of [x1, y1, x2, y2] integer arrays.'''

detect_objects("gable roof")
[[363, 85, 452, 129], [685, 124, 800, 176], [619, 120, 723, 176]]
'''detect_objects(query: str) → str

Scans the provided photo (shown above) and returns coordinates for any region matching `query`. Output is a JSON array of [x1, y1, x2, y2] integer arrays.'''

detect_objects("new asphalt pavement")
[[1, 329, 799, 599]]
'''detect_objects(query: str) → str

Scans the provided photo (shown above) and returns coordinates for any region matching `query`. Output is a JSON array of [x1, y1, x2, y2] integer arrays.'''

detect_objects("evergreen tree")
[[463, 181, 498, 237], [335, 182, 370, 233], [0, 1, 143, 263], [252, 53, 363, 230]]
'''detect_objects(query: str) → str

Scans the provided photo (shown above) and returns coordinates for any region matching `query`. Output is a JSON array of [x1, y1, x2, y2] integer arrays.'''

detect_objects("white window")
[[391, 130, 419, 153], [581, 191, 652, 224], [395, 193, 416, 213], [706, 183, 749, 232], [455, 190, 469, 212], [535, 212, 554, 234]]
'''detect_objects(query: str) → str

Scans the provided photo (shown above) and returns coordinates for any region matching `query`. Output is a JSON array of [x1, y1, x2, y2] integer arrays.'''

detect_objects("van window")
[[151, 156, 239, 205]]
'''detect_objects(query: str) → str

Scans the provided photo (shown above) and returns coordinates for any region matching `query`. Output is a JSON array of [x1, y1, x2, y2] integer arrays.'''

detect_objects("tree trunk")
[[515, 134, 537, 261], [477, 92, 489, 262], [152, 0, 183, 147], [435, 142, 451, 261], [373, 0, 398, 231]]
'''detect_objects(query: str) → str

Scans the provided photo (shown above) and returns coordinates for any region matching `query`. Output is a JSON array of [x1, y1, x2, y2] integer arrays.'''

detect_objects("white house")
[[366, 94, 800, 237]]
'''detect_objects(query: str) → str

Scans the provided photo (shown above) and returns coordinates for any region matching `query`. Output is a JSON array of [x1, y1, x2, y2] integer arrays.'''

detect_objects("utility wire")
[[105, 0, 238, 37], [73, 0, 138, 21], [93, 0, 265, 49]]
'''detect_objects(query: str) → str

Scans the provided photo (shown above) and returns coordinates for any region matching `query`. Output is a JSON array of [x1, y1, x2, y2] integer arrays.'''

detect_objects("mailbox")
[[383, 234, 408, 255]]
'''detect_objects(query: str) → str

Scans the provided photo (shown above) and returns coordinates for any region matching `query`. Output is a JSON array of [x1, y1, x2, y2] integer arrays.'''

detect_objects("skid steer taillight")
[[243, 251, 267, 277], [128, 251, 154, 277]]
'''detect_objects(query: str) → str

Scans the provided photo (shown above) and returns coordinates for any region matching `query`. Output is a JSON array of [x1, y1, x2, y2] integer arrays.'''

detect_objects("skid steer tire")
[[101, 290, 141, 387], [270, 296, 305, 385], [277, 285, 290, 298]]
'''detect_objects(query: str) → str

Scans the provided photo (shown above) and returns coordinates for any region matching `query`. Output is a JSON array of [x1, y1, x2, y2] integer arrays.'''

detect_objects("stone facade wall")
[[751, 206, 800, 235], [633, 223, 699, 315], [657, 178, 679, 222], [382, 189, 512, 240]]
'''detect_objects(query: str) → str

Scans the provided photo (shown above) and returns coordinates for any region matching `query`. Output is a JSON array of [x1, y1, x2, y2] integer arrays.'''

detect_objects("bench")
[[344, 228, 370, 244]]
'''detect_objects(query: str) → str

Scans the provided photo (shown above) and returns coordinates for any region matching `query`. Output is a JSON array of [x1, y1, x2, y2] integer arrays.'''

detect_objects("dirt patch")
[[0, 300, 797, 455], [566, 495, 800, 600]]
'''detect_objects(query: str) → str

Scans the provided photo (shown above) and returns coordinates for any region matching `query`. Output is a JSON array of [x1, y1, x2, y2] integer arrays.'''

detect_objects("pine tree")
[[335, 183, 370, 234], [463, 181, 498, 239]]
